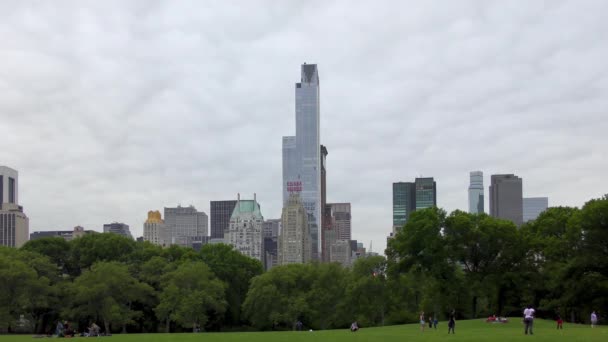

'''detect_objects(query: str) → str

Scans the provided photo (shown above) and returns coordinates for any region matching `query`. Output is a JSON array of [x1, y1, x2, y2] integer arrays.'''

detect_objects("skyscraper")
[[103, 222, 133, 239], [329, 203, 351, 241], [415, 177, 437, 210], [282, 63, 321, 260], [225, 194, 264, 261], [489, 174, 523, 226], [210, 200, 238, 239], [0, 166, 18, 205], [392, 182, 415, 231], [468, 171, 484, 214], [164, 205, 208, 247], [262, 219, 281, 270], [0, 166, 28, 248], [523, 197, 549, 222], [278, 193, 311, 265]]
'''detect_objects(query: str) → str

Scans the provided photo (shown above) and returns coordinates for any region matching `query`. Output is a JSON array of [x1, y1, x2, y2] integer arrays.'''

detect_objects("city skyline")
[[2, 2, 608, 254]]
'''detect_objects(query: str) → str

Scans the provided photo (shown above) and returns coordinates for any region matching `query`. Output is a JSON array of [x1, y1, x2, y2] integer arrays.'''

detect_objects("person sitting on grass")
[[350, 321, 359, 332]]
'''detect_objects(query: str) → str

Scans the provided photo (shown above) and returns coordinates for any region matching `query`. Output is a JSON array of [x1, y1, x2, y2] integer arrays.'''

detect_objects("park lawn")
[[1, 319, 605, 342]]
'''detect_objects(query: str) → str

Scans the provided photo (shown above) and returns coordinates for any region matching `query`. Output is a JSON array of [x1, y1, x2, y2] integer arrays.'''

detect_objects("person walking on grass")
[[523, 305, 535, 335], [591, 311, 598, 328], [420, 312, 425, 332], [448, 310, 456, 334], [556, 315, 563, 330]]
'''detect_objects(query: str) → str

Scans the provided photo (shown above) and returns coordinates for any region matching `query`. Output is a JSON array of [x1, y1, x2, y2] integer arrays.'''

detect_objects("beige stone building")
[[0, 166, 28, 248], [278, 194, 311, 265], [143, 210, 169, 246]]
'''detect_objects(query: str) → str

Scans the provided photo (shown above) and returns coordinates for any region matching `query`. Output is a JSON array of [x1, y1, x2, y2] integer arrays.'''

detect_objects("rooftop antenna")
[[369, 240, 373, 254]]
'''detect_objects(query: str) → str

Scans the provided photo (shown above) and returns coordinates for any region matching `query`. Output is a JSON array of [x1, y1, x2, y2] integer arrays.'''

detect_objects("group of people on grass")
[[419, 310, 456, 334], [54, 320, 101, 337]]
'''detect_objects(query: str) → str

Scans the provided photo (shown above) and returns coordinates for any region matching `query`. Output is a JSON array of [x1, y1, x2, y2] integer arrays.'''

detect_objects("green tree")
[[200, 244, 263, 327], [66, 261, 154, 333], [155, 261, 226, 332], [69, 233, 136, 275]]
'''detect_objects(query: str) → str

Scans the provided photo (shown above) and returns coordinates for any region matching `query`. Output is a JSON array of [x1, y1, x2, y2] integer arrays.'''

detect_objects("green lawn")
[[2, 319, 606, 341]]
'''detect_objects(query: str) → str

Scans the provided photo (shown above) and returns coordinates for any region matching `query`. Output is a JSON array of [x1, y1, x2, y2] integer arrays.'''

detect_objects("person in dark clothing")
[[448, 310, 456, 334], [429, 315, 433, 328]]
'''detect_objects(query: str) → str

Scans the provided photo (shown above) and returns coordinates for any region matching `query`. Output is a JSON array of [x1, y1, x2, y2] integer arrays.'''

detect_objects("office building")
[[415, 177, 437, 210], [263, 219, 281, 238], [468, 171, 484, 214], [330, 239, 352, 267], [144, 210, 169, 246], [329, 203, 351, 240], [0, 166, 19, 205], [523, 197, 549, 222], [103, 222, 133, 239], [0, 166, 28, 248], [490, 174, 523, 226], [282, 63, 321, 260], [278, 193, 311, 265], [164, 205, 208, 247], [393, 182, 415, 232], [225, 194, 264, 261], [210, 200, 237, 239]]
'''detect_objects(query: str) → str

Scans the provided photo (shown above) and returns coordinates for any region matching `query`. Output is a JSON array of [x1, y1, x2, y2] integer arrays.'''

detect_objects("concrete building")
[[0, 203, 29, 248], [523, 197, 549, 222], [164, 205, 208, 247], [393, 182, 415, 231], [263, 219, 281, 238], [279, 193, 311, 265], [468, 171, 484, 214], [30, 226, 95, 241], [282, 63, 322, 260], [0, 166, 19, 205], [0, 166, 28, 248], [490, 174, 523, 226], [103, 222, 133, 239], [329, 203, 351, 241], [210, 200, 237, 239], [415, 177, 437, 210], [225, 194, 264, 261], [143, 210, 169, 246]]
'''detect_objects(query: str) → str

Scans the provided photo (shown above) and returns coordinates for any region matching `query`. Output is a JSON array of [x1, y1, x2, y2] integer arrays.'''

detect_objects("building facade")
[[393, 182, 415, 231], [415, 177, 437, 210], [225, 194, 264, 261], [143, 210, 169, 246], [468, 171, 484, 214], [329, 203, 351, 241], [330, 239, 352, 267], [282, 64, 321, 260], [0, 166, 28, 248], [279, 193, 311, 265], [523, 197, 549, 222], [210, 200, 237, 239], [103, 222, 133, 239], [489, 174, 523, 226], [164, 205, 208, 247], [30, 226, 95, 241]]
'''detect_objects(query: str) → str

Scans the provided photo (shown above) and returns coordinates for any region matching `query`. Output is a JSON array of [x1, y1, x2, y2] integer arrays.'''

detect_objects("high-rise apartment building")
[[489, 174, 523, 226], [103, 222, 133, 239], [278, 193, 311, 265], [415, 177, 437, 210], [225, 194, 264, 261], [392, 182, 415, 231], [164, 205, 208, 247], [0, 166, 28, 248], [523, 197, 549, 222], [282, 63, 321, 260], [468, 171, 484, 214], [210, 200, 237, 239], [143, 210, 169, 246]]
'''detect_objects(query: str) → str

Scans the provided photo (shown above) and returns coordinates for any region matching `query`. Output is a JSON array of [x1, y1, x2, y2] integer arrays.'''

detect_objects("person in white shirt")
[[591, 311, 598, 328], [523, 305, 535, 335]]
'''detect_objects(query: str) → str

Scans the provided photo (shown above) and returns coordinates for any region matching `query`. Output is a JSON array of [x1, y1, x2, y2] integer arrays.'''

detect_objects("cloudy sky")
[[1, 0, 607, 253]]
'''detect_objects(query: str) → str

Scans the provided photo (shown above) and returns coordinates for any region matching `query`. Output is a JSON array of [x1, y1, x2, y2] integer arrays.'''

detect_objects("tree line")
[[1, 195, 606, 334]]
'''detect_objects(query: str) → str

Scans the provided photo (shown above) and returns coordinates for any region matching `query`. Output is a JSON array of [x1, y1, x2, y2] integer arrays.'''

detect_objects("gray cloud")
[[1, 0, 607, 253]]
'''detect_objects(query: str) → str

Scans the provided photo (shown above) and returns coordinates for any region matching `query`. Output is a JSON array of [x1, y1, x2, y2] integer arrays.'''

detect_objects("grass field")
[[2, 319, 605, 341]]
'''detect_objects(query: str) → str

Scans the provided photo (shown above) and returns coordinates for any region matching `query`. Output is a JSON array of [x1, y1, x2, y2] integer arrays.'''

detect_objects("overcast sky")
[[1, 1, 607, 253]]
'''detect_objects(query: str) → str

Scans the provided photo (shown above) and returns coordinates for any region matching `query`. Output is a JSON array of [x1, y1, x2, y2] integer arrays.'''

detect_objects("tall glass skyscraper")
[[392, 182, 415, 230], [282, 64, 321, 260], [415, 177, 437, 210], [468, 171, 484, 214]]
